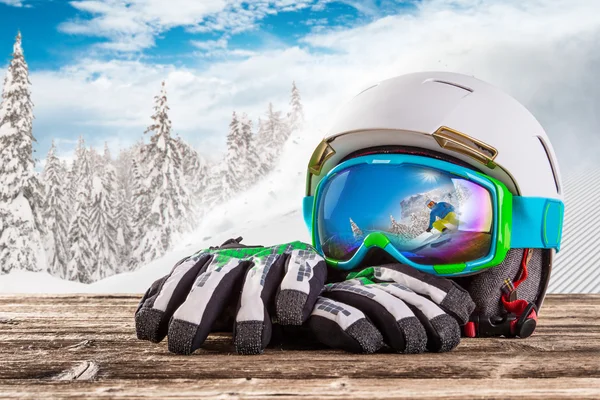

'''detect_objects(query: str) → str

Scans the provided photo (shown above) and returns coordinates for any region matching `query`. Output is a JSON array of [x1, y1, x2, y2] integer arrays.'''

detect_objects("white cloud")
[[58, 0, 229, 51], [191, 37, 228, 51], [30, 0, 600, 171], [302, 17, 329, 33], [228, 49, 258, 57], [0, 0, 24, 6], [190, 37, 258, 58], [58, 0, 318, 52]]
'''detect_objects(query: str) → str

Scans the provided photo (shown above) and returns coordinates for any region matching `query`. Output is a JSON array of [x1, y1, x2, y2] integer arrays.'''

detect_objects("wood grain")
[[0, 294, 599, 399]]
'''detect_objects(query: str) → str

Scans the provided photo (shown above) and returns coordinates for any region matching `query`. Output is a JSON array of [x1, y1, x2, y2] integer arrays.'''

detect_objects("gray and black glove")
[[135, 238, 327, 355], [308, 264, 476, 354]]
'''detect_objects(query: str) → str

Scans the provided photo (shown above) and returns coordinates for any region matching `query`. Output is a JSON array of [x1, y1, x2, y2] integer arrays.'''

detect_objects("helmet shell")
[[307, 71, 562, 200]]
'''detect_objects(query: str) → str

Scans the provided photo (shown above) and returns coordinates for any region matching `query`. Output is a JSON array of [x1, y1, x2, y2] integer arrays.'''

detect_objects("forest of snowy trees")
[[0, 33, 304, 283]]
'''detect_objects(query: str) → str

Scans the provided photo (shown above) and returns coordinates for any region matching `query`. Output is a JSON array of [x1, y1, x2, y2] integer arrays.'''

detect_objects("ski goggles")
[[302, 154, 564, 277]]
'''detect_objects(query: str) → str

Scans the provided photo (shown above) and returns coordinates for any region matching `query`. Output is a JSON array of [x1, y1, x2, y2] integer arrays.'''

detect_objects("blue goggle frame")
[[303, 154, 564, 276]]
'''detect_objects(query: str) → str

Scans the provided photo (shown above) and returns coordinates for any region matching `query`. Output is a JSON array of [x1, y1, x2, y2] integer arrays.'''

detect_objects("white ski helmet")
[[306, 71, 563, 338], [306, 71, 562, 201]]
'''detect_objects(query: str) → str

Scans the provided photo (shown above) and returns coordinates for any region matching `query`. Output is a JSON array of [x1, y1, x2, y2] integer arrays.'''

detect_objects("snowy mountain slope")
[[0, 128, 317, 293], [0, 207, 306, 293]]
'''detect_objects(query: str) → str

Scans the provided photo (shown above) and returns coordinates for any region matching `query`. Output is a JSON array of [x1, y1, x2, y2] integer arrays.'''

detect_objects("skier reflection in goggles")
[[425, 200, 459, 233]]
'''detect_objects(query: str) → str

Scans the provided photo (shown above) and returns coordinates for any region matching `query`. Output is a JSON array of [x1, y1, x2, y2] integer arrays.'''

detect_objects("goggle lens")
[[316, 163, 494, 266]]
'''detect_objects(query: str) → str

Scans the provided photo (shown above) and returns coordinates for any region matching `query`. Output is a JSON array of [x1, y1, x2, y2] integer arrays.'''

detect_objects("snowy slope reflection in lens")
[[316, 163, 493, 265]]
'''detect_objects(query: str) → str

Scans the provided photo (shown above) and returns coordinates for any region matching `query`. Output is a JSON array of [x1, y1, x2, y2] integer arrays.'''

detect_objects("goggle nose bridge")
[[362, 232, 392, 249]]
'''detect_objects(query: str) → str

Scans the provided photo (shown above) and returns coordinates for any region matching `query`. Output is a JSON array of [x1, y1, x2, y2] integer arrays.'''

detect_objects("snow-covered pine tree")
[[224, 111, 244, 192], [131, 81, 192, 266], [201, 165, 225, 210], [257, 117, 264, 137], [128, 157, 149, 267], [66, 146, 95, 282], [115, 188, 133, 269], [389, 215, 405, 236], [174, 134, 208, 206], [67, 135, 86, 206], [42, 141, 70, 278], [258, 102, 290, 171], [255, 116, 275, 172], [89, 147, 104, 174], [238, 112, 268, 189], [115, 147, 134, 195], [390, 214, 425, 241], [101, 143, 116, 185], [202, 111, 245, 208], [114, 148, 135, 269], [288, 81, 304, 131], [0, 32, 46, 274], [349, 218, 363, 239], [28, 174, 46, 234], [174, 135, 193, 180], [88, 144, 120, 280]]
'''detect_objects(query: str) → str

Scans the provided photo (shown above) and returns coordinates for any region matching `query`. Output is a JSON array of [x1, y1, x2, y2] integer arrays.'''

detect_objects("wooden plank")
[[2, 378, 600, 399], [0, 294, 599, 399]]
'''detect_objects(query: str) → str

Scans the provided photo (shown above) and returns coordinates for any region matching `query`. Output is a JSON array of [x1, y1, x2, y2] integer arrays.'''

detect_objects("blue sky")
[[0, 0, 419, 161], [0, 0, 598, 170], [0, 1, 416, 69]]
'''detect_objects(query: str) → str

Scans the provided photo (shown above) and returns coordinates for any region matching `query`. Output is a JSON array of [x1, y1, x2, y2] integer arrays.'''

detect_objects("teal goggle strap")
[[511, 197, 564, 252]]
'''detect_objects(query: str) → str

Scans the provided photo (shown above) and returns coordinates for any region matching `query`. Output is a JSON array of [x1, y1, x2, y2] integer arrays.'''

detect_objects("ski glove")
[[135, 238, 327, 355], [308, 264, 476, 354]]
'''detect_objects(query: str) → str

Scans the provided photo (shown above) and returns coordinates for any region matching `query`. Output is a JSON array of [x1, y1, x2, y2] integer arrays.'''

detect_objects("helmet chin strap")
[[462, 248, 539, 339]]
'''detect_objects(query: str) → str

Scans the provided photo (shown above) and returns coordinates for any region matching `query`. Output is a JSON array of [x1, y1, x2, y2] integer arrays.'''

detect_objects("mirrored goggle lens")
[[316, 162, 494, 266]]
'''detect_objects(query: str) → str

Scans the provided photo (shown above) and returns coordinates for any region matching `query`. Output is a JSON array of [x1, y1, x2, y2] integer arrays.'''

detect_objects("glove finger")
[[276, 244, 328, 325], [323, 280, 427, 354], [376, 282, 460, 352], [364, 265, 475, 324], [233, 249, 287, 355], [135, 275, 167, 317], [135, 253, 212, 343], [234, 243, 327, 354], [167, 256, 249, 355], [308, 296, 383, 354]]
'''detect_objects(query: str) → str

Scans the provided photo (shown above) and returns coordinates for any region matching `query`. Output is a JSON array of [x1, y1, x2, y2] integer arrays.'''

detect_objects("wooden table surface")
[[0, 294, 599, 399]]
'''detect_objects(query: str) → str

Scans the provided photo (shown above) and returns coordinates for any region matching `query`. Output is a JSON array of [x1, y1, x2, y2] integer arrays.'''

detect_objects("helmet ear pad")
[[452, 248, 552, 318]]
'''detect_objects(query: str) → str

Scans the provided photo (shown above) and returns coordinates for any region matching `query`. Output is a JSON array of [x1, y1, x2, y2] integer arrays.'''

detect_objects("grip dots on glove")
[[429, 314, 461, 352], [135, 308, 166, 343], [276, 290, 309, 325], [234, 321, 269, 355], [167, 319, 200, 355]]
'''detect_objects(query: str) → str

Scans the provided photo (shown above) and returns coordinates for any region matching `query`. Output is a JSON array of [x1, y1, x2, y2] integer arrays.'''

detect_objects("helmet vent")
[[426, 79, 473, 93], [537, 136, 561, 195]]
